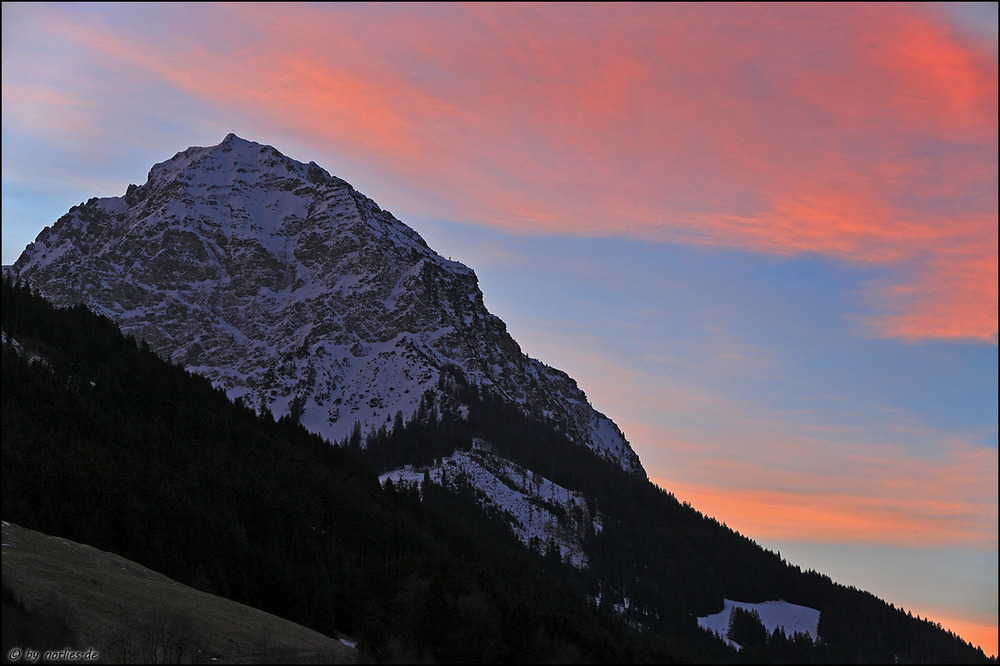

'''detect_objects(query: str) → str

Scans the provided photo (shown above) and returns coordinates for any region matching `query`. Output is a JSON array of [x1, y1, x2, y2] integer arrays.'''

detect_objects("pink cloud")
[[0, 80, 105, 141], [25, 3, 998, 342]]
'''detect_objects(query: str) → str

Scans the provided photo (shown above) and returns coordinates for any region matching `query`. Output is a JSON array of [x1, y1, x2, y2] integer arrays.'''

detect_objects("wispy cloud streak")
[[3, 2, 994, 341]]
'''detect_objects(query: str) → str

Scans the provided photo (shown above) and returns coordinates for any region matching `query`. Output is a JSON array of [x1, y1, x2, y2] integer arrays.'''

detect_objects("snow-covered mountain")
[[6, 133, 643, 477]]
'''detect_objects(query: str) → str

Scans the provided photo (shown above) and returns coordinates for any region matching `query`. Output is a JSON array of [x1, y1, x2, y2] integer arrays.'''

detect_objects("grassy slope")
[[2, 521, 356, 664]]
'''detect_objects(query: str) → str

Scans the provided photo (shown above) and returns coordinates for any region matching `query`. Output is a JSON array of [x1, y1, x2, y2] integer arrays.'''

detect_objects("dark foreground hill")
[[2, 521, 355, 664]]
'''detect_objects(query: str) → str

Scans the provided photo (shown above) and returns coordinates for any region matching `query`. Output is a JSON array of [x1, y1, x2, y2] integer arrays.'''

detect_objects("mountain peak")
[[146, 134, 297, 188], [6, 137, 645, 476]]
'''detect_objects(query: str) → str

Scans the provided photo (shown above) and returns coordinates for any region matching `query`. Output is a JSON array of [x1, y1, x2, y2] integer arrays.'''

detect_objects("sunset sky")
[[2, 2, 997, 655]]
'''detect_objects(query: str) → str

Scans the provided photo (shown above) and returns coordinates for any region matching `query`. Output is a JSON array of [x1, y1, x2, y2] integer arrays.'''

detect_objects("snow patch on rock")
[[380, 440, 600, 569]]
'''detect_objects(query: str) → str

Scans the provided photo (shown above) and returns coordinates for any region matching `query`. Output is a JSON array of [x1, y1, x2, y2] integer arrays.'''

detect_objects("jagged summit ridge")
[[8, 134, 644, 475]]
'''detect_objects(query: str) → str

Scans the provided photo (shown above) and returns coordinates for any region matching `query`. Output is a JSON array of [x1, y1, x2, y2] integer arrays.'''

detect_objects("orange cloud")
[[656, 476, 996, 549], [28, 3, 998, 342], [645, 417, 998, 550], [512, 318, 997, 550], [926, 614, 998, 659]]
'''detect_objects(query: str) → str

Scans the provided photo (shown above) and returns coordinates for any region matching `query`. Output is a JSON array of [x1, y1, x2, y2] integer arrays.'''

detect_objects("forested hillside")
[[2, 277, 992, 664], [1, 276, 670, 663]]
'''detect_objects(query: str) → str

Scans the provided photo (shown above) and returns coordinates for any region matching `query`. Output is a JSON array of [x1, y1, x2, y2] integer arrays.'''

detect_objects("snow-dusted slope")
[[1, 331, 49, 368], [381, 440, 601, 569], [6, 134, 643, 475]]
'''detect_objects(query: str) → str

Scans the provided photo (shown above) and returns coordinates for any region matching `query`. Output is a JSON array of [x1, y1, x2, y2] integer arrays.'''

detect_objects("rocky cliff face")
[[7, 134, 643, 475]]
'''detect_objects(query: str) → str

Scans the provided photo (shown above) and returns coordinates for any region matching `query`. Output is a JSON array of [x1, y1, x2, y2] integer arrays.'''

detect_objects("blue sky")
[[2, 2, 997, 653]]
